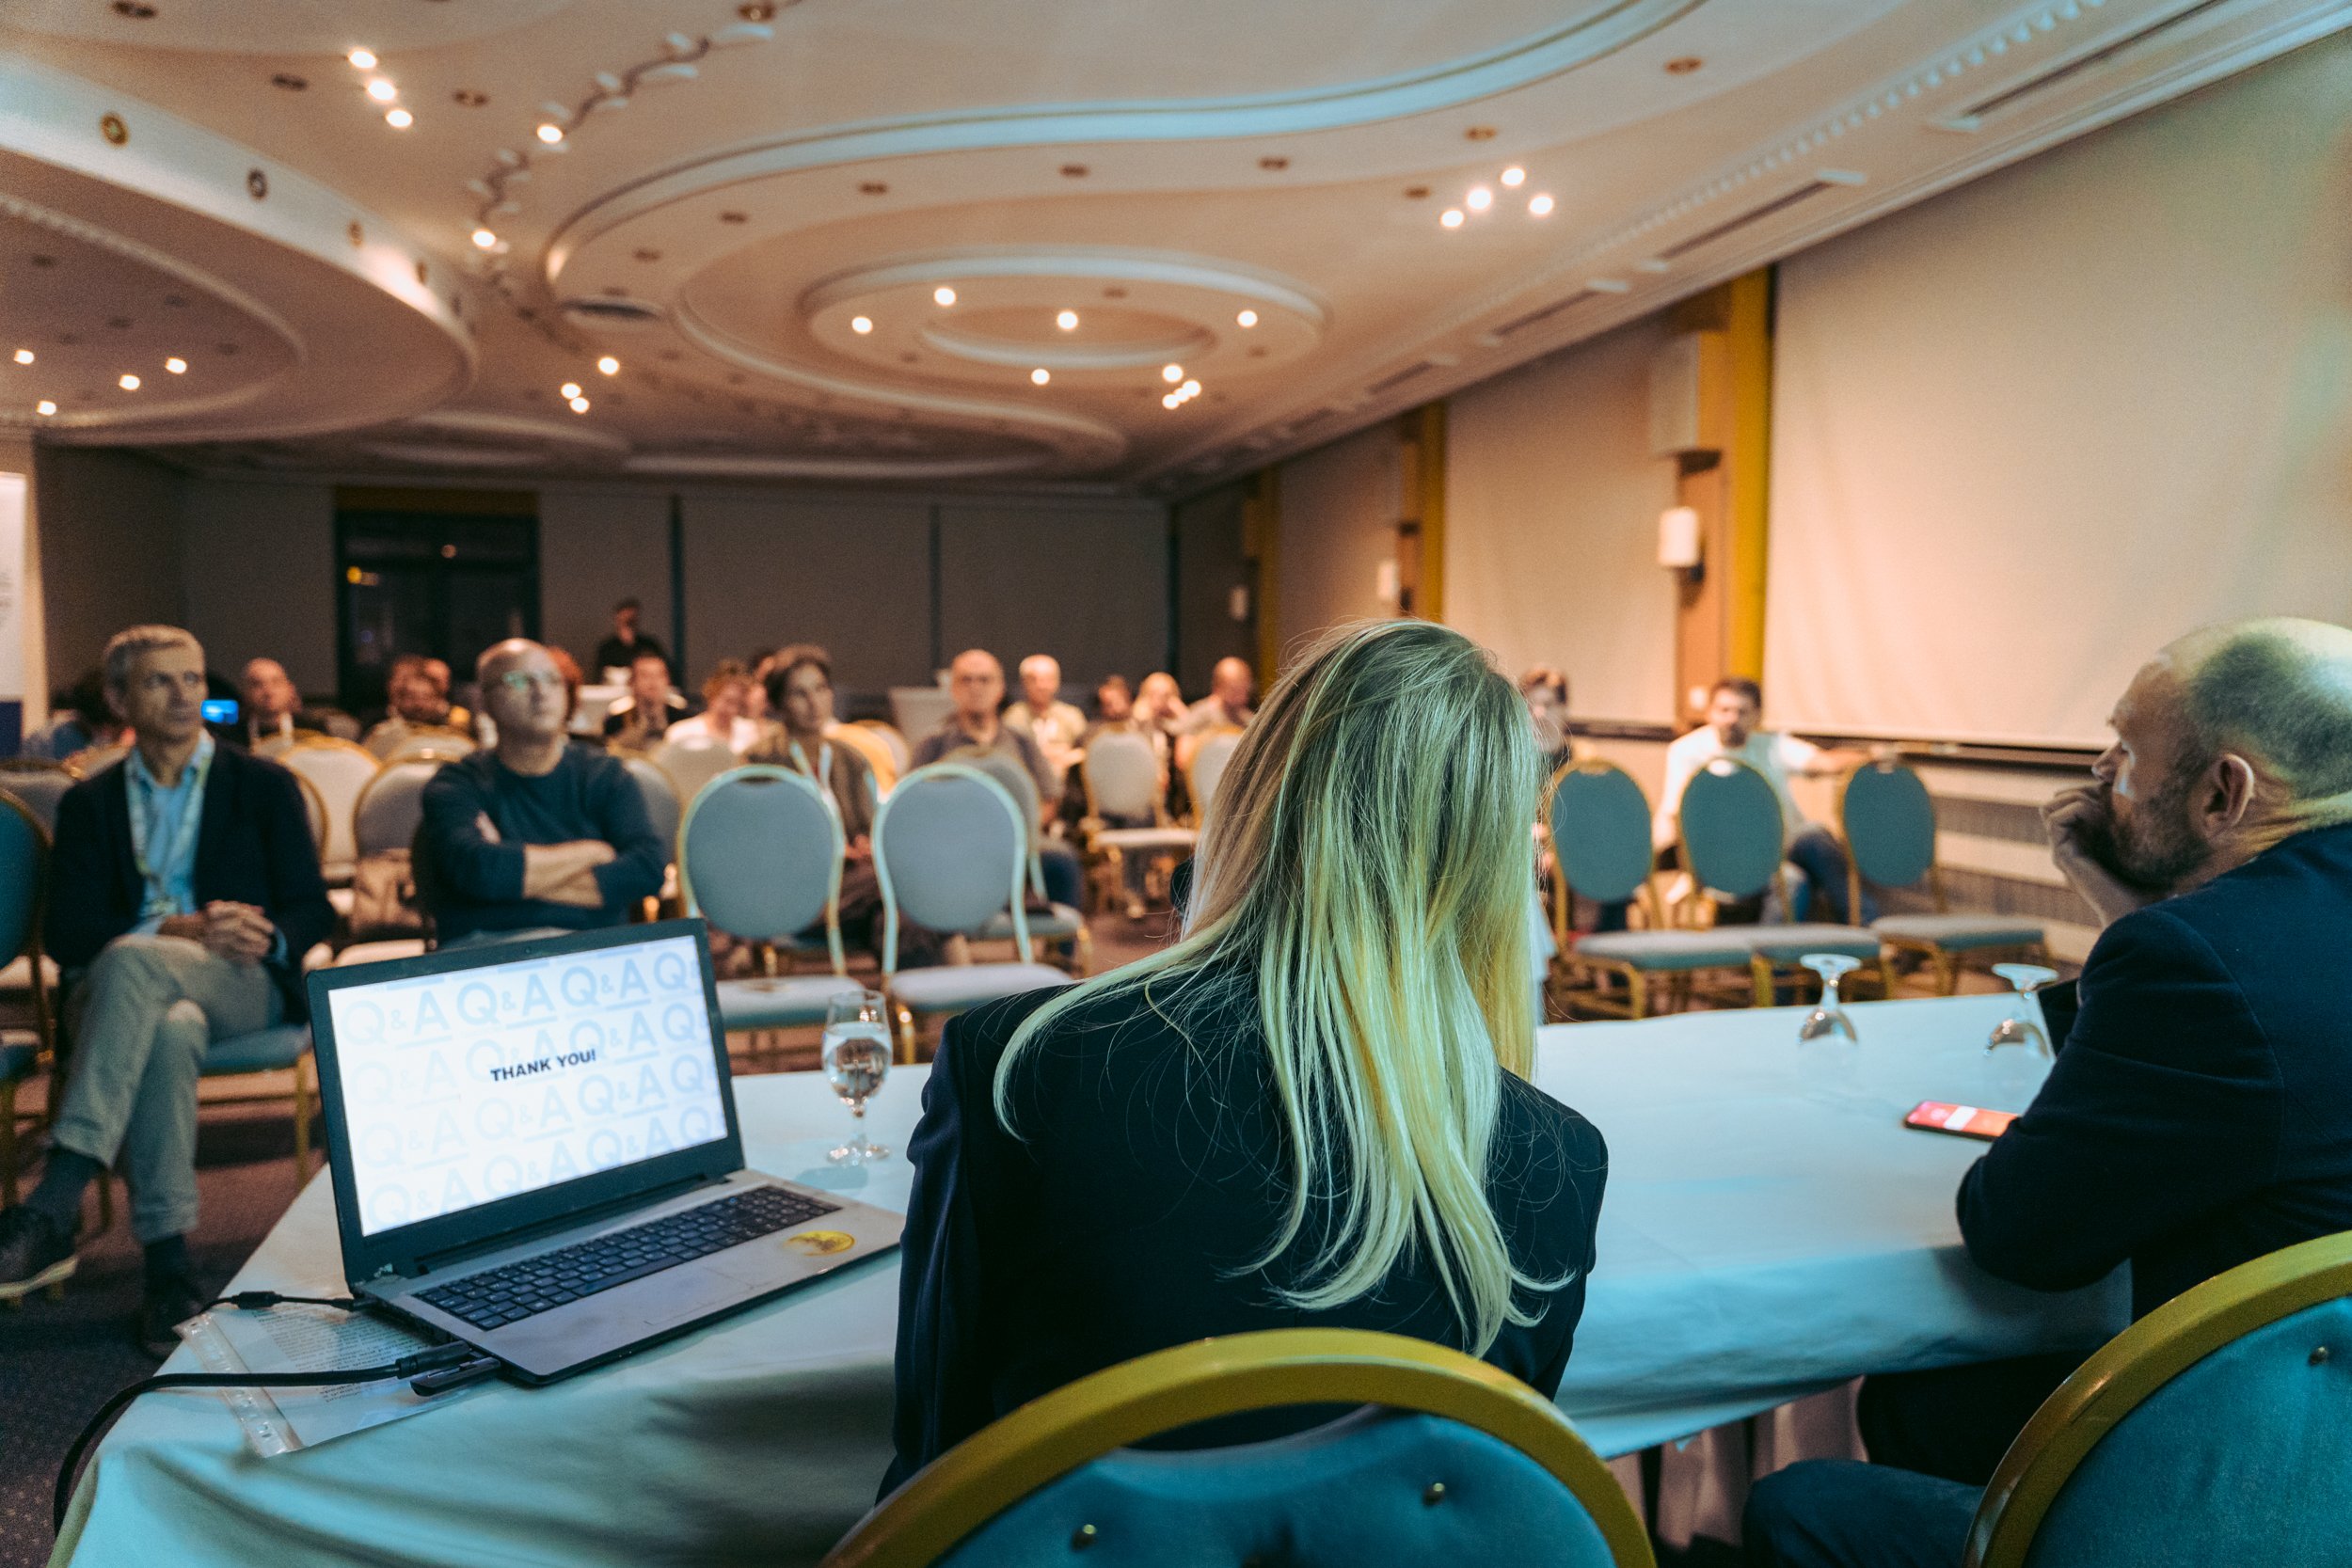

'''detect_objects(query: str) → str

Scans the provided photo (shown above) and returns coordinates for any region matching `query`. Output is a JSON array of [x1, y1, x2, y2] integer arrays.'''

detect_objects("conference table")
[[53, 990, 2126, 1567]]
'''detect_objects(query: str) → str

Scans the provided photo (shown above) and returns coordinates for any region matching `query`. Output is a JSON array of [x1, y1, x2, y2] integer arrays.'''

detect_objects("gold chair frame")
[[1836, 762, 2050, 996], [824, 1327, 1653, 1568], [0, 790, 54, 1212], [1541, 759, 1675, 1021], [1966, 1229, 2352, 1568]]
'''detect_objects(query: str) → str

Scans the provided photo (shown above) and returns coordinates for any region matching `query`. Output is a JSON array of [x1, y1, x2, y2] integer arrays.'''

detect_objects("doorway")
[[335, 502, 539, 717]]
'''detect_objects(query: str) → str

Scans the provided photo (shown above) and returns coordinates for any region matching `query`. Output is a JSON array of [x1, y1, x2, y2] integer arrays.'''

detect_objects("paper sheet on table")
[[181, 1297, 487, 1456]]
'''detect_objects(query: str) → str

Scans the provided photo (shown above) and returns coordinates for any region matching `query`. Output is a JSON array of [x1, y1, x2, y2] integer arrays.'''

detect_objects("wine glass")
[[821, 990, 893, 1164], [1796, 954, 1862, 1045], [1984, 963, 2059, 1104]]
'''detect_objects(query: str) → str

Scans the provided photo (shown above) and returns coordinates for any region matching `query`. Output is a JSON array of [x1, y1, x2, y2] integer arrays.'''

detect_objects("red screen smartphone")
[[1904, 1101, 2019, 1141]]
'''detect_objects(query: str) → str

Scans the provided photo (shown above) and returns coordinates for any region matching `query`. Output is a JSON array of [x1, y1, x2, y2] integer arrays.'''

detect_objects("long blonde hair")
[[994, 620, 1559, 1353]]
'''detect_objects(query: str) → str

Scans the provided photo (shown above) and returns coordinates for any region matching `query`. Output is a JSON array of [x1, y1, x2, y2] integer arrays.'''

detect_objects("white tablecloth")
[[54, 991, 2124, 1567]]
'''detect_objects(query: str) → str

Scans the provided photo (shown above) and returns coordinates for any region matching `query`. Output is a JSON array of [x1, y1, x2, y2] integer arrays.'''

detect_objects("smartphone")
[[1904, 1101, 2018, 1141], [200, 697, 239, 724]]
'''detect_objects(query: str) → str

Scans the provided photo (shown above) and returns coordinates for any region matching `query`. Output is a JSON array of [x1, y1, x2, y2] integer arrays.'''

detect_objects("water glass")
[[821, 990, 893, 1164], [1796, 953, 1862, 1083], [1984, 962, 2059, 1105]]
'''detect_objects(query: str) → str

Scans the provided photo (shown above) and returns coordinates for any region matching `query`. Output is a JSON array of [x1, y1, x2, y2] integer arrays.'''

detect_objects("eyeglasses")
[[496, 671, 565, 693]]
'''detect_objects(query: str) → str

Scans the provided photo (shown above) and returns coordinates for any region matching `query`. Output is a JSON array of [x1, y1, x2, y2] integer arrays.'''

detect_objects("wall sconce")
[[1658, 505, 1703, 577]]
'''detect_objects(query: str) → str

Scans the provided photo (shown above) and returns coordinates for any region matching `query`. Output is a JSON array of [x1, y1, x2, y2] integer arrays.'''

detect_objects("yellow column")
[[1406, 401, 1447, 624], [1721, 269, 1773, 680]]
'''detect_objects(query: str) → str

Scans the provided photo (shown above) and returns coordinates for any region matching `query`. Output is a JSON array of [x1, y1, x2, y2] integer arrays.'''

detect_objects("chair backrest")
[[823, 1328, 1651, 1568], [1084, 731, 1162, 822], [1188, 731, 1242, 828], [252, 732, 298, 760], [873, 763, 1031, 972], [0, 790, 48, 970], [1840, 761, 1936, 893], [379, 726, 476, 765], [353, 760, 440, 858], [62, 742, 128, 778], [679, 767, 846, 972], [278, 738, 380, 876], [0, 765, 72, 838], [621, 753, 683, 861], [292, 771, 329, 856], [1677, 759, 1785, 904], [831, 722, 900, 795], [856, 720, 913, 779], [1547, 761, 1655, 906], [1967, 1229, 2352, 1568], [649, 734, 739, 811]]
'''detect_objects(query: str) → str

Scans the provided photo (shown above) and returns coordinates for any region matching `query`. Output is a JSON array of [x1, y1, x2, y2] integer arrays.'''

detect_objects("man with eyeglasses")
[[416, 640, 665, 947], [0, 626, 331, 1349]]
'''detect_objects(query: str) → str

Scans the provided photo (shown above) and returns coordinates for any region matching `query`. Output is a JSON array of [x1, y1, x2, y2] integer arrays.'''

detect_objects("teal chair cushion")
[[1873, 913, 2045, 950], [201, 1025, 311, 1077], [0, 1040, 33, 1083], [891, 964, 1070, 1014], [1738, 925, 1883, 963], [979, 904, 1085, 942], [1841, 764, 1937, 892], [713, 975, 866, 1030], [940, 1407, 1618, 1568], [1549, 768, 1653, 906], [2022, 1296, 2352, 1566], [1575, 929, 1756, 972]]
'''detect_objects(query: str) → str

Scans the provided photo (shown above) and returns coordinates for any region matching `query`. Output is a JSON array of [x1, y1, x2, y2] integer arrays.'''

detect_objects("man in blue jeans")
[[1744, 618, 2352, 1566]]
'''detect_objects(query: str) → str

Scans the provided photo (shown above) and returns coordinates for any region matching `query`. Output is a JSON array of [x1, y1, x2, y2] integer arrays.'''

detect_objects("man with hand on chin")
[[0, 626, 331, 1349], [1745, 617, 2352, 1568], [418, 639, 665, 947]]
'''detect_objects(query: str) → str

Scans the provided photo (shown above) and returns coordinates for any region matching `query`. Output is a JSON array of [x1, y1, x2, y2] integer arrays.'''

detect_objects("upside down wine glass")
[[821, 990, 893, 1164], [1796, 954, 1863, 1084], [1984, 962, 2060, 1105]]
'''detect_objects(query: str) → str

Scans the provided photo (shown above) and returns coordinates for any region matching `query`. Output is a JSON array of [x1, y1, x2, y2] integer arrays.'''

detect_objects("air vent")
[[1949, 0, 2233, 125], [1366, 360, 1438, 396], [1490, 289, 1602, 340], [558, 296, 666, 327], [1291, 406, 1339, 428], [1658, 178, 1851, 261]]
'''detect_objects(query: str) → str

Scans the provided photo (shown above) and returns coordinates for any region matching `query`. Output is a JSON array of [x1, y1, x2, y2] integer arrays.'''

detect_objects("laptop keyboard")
[[415, 1186, 842, 1332]]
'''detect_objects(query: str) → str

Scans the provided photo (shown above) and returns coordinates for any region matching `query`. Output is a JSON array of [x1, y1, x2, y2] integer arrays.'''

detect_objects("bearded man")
[[1745, 617, 2352, 1568]]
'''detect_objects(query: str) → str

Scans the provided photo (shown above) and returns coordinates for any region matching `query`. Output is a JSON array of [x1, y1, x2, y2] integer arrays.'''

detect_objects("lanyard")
[[787, 739, 832, 786], [127, 740, 214, 918]]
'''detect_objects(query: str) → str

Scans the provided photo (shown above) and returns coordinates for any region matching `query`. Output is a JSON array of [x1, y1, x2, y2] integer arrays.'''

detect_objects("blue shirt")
[[125, 734, 214, 931]]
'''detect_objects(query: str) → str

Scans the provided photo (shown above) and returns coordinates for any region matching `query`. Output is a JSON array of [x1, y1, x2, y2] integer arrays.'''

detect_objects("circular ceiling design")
[[11, 0, 580, 54]]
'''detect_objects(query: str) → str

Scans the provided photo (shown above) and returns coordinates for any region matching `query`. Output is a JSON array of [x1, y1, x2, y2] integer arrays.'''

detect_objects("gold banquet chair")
[[1838, 761, 2048, 995], [824, 1328, 1651, 1568]]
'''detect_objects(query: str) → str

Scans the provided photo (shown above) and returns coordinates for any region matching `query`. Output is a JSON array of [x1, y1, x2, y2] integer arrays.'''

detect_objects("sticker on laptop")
[[785, 1229, 855, 1256]]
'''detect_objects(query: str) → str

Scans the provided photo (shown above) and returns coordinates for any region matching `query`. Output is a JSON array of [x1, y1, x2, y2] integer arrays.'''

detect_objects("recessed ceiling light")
[[1528, 193, 1555, 216], [1056, 309, 1078, 331], [1029, 368, 1051, 386], [596, 356, 620, 374], [118, 373, 141, 390], [1162, 393, 1181, 410], [470, 228, 498, 249], [1665, 55, 1703, 75], [34, 401, 56, 417], [164, 357, 186, 373], [113, 1, 157, 16], [933, 286, 956, 307], [858, 181, 888, 195], [366, 77, 397, 103], [347, 48, 378, 70], [719, 211, 747, 223], [384, 107, 413, 129], [739, 1, 777, 18], [1235, 309, 1258, 328], [536, 123, 564, 144], [1403, 185, 1430, 199], [1162, 363, 1184, 383], [10, 350, 30, 365], [1259, 155, 1289, 171], [1439, 208, 1465, 229], [850, 315, 873, 334], [569, 395, 591, 413], [453, 88, 488, 107], [561, 381, 582, 399], [1465, 125, 1497, 141], [1059, 164, 1089, 178], [1466, 185, 1493, 212], [1500, 166, 1526, 187], [270, 73, 308, 91], [1181, 379, 1200, 395]]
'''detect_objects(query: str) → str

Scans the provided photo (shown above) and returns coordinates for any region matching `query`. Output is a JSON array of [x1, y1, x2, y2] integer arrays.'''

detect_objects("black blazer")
[[47, 744, 334, 1022], [885, 974, 1608, 1490], [1961, 821, 2352, 1318]]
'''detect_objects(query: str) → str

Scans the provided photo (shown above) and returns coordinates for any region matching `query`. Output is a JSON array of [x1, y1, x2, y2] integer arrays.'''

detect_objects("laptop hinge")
[[403, 1172, 716, 1277]]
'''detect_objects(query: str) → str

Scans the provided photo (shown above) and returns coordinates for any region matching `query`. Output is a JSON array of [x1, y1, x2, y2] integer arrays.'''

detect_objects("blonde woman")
[[884, 620, 1607, 1486]]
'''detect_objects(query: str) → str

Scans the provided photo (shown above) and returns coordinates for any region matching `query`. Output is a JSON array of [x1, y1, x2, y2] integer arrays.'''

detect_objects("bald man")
[[1174, 657, 1256, 771], [413, 640, 665, 946], [911, 649, 1084, 908], [235, 657, 338, 748], [1746, 618, 2352, 1568]]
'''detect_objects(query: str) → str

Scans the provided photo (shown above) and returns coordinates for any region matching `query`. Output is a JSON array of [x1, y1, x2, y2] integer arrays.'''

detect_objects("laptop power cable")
[[53, 1339, 484, 1534]]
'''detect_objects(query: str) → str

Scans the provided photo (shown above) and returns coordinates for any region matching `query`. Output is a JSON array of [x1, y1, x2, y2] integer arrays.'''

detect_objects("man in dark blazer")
[[0, 626, 330, 1349], [1745, 617, 2352, 1568]]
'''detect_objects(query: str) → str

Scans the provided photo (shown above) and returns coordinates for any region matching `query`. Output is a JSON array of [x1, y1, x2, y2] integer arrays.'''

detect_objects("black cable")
[[54, 1343, 474, 1532], [199, 1291, 362, 1314]]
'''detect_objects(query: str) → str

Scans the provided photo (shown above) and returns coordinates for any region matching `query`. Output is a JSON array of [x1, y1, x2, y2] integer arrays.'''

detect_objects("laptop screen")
[[323, 930, 730, 1238]]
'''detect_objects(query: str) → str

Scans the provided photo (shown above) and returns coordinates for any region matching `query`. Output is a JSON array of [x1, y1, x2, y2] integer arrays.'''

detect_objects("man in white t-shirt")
[[1655, 677, 1871, 922]]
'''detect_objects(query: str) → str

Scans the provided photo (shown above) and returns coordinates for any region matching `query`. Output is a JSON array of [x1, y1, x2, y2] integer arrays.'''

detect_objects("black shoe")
[[134, 1275, 204, 1357], [0, 1206, 77, 1305]]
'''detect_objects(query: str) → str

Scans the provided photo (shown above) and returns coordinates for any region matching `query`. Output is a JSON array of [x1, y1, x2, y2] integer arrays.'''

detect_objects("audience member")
[[361, 654, 474, 757], [747, 646, 896, 956], [1135, 671, 1185, 748], [1520, 665, 1575, 777], [912, 649, 1082, 907], [601, 650, 686, 751], [742, 647, 778, 727], [232, 657, 339, 749], [886, 620, 1607, 1486], [1175, 656, 1256, 771], [592, 597, 668, 680], [1004, 654, 1087, 781], [1744, 617, 2352, 1568], [0, 626, 331, 1345], [1655, 677, 1869, 923], [664, 659, 762, 752], [22, 669, 121, 762], [417, 640, 665, 946]]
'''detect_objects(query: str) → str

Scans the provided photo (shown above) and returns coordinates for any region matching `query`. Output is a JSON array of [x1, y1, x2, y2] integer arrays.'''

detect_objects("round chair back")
[[1084, 731, 1161, 821], [0, 792, 47, 967], [1841, 761, 1936, 893], [1677, 759, 1786, 902], [679, 767, 843, 943], [0, 766, 72, 838], [62, 742, 128, 778], [854, 720, 912, 779], [1548, 762, 1655, 905], [354, 761, 441, 857], [874, 764, 1030, 957], [1189, 730, 1242, 827], [649, 735, 738, 811], [379, 726, 476, 765], [279, 738, 381, 879], [621, 753, 683, 860], [829, 722, 899, 794]]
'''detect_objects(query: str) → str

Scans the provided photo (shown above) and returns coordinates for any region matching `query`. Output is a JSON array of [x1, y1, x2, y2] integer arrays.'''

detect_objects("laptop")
[[306, 919, 903, 1384]]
